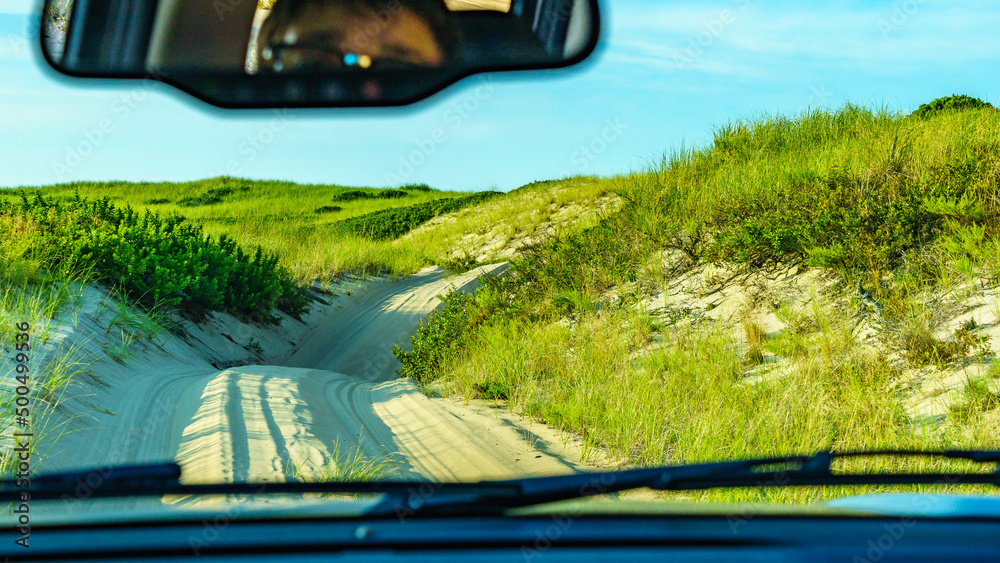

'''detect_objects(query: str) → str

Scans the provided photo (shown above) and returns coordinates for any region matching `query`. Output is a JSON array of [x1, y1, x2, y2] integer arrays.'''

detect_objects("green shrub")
[[393, 291, 478, 383], [314, 205, 343, 214], [0, 191, 310, 323], [338, 192, 501, 240], [911, 95, 995, 120], [178, 187, 236, 207], [400, 184, 432, 192], [950, 377, 1000, 423], [708, 166, 947, 270], [474, 380, 510, 400], [331, 189, 408, 203]]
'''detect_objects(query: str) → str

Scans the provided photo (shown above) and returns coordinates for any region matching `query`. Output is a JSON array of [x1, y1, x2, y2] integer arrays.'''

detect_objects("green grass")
[[400, 176, 617, 266], [287, 440, 400, 486], [0, 191, 310, 323], [0, 278, 89, 478], [395, 99, 1000, 503], [3, 176, 611, 282], [336, 191, 501, 240], [3, 177, 498, 281]]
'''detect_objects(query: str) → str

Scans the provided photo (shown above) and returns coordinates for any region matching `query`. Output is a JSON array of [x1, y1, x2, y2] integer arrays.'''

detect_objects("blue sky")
[[1, 0, 999, 191]]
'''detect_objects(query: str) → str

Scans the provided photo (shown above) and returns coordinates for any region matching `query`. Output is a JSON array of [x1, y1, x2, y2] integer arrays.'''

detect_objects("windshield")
[[3, 0, 1000, 522]]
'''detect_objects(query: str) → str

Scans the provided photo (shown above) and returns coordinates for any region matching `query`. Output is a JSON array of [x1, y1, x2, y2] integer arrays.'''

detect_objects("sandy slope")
[[283, 264, 508, 382], [35, 264, 596, 494], [174, 263, 593, 484], [174, 367, 588, 485]]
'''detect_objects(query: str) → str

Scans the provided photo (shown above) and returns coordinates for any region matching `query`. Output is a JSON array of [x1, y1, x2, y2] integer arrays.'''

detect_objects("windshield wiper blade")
[[3, 450, 998, 514], [367, 449, 1000, 517], [0, 462, 519, 502]]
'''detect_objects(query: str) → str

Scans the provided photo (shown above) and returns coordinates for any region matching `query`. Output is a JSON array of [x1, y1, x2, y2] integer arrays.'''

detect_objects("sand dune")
[[39, 264, 594, 497], [173, 262, 590, 485]]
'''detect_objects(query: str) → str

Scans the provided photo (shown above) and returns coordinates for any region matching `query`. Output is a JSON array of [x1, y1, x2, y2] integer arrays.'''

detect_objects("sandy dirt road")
[[71, 264, 593, 488]]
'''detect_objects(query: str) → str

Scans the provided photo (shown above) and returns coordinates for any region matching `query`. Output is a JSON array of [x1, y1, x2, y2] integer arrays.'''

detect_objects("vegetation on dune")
[[330, 189, 409, 202], [396, 99, 1000, 502], [8, 94, 998, 502], [337, 191, 501, 241], [397, 175, 617, 276], [15, 177, 501, 280], [177, 185, 245, 207], [0, 192, 309, 323], [400, 183, 432, 192], [911, 94, 995, 120]]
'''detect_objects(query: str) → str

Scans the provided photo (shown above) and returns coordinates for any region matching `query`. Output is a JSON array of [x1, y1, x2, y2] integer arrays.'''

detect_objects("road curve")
[[163, 263, 591, 485]]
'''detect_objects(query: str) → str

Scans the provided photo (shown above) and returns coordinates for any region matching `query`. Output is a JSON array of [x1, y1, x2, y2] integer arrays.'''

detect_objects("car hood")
[[824, 494, 1000, 518]]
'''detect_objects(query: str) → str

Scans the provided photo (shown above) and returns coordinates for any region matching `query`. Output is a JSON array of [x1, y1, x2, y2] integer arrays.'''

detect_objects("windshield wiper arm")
[[0, 462, 519, 502], [368, 449, 1000, 517], [3, 450, 998, 514]]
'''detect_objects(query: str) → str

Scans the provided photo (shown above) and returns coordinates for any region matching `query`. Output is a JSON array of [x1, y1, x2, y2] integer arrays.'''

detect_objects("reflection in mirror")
[[244, 0, 567, 75], [247, 0, 465, 74]]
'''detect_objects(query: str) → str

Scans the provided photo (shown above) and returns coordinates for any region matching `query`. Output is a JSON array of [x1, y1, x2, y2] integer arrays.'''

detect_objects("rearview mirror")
[[41, 0, 600, 108]]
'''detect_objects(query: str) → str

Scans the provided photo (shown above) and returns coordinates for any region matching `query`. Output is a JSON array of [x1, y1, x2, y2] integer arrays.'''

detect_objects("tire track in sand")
[[169, 264, 597, 485]]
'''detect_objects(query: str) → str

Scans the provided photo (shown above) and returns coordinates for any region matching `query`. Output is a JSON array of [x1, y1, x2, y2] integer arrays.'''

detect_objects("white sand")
[[31, 264, 597, 497]]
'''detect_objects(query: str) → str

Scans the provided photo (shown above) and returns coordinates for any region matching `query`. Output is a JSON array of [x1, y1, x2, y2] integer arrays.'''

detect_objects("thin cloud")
[[603, 1, 1000, 79]]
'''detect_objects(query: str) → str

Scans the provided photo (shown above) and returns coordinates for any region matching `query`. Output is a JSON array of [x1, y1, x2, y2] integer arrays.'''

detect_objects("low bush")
[[950, 377, 1000, 423], [394, 291, 477, 383], [400, 184, 432, 192], [331, 189, 408, 203], [0, 192, 310, 323], [911, 94, 995, 120], [178, 187, 237, 207], [338, 192, 501, 240], [707, 166, 948, 270]]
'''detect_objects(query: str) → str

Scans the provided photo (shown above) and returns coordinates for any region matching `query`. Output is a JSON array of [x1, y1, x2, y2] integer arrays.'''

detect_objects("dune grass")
[[0, 270, 90, 478], [288, 442, 399, 483], [400, 176, 618, 267], [396, 100, 1000, 503], [4, 178, 493, 281], [3, 177, 612, 282]]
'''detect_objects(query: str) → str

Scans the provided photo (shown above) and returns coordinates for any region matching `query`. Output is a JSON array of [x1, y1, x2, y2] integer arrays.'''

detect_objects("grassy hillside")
[[5, 177, 611, 281], [396, 98, 1000, 503], [0, 174, 611, 478], [402, 177, 620, 267], [9, 179, 480, 281]]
